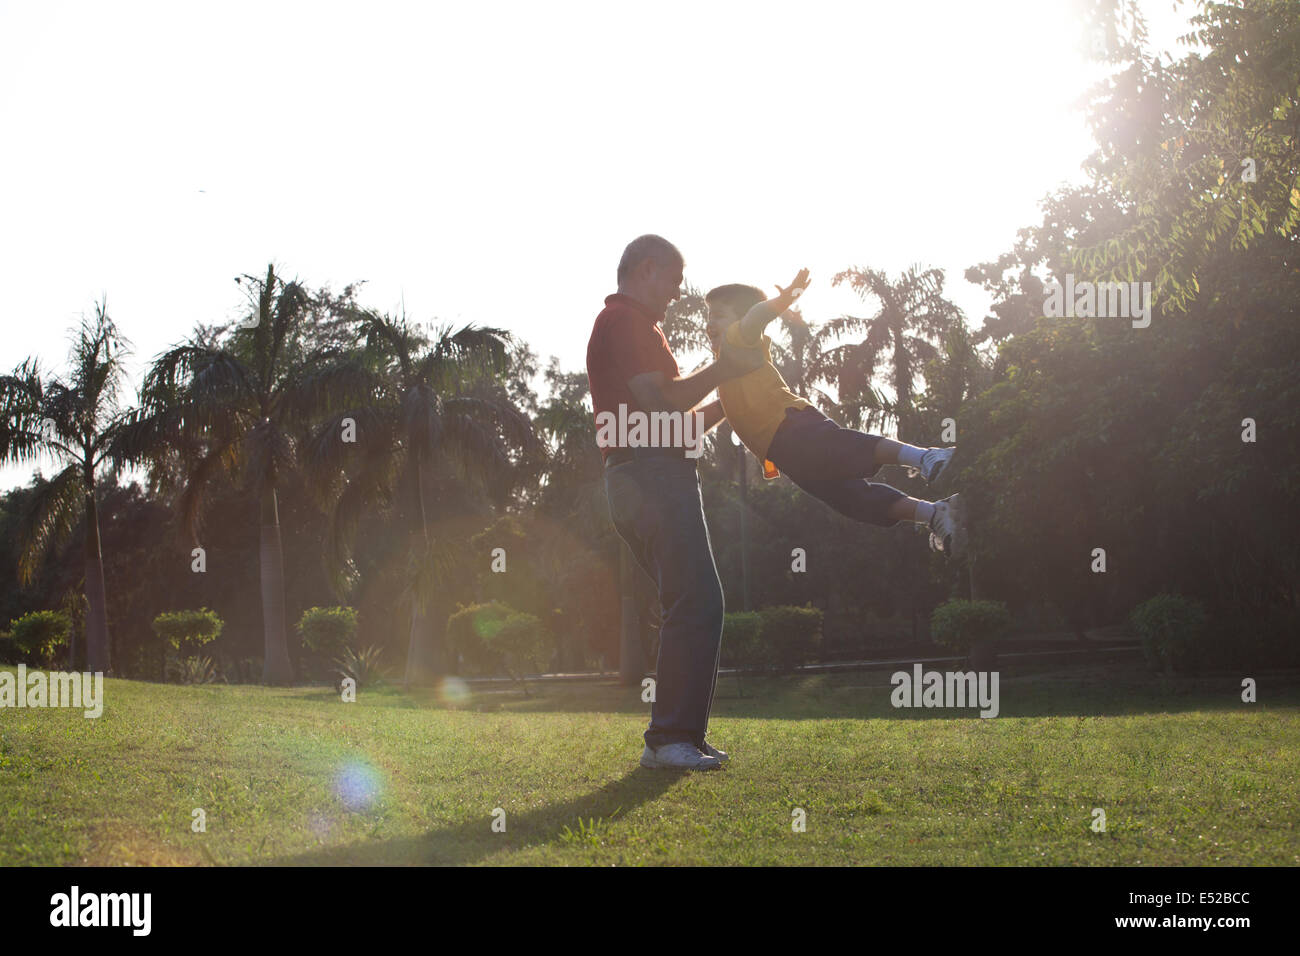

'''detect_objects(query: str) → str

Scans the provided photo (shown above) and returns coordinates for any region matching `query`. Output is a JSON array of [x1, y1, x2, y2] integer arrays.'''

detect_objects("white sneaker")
[[640, 742, 721, 771], [927, 493, 966, 558], [701, 741, 729, 763], [918, 446, 955, 483]]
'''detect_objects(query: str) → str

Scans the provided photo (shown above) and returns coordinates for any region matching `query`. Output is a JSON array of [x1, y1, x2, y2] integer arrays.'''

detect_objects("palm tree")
[[0, 301, 129, 673], [820, 265, 963, 442], [767, 306, 840, 414], [302, 307, 540, 686], [115, 264, 369, 684]]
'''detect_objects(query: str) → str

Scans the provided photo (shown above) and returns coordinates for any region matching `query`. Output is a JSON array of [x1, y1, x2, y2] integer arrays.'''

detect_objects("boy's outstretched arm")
[[737, 267, 811, 343]]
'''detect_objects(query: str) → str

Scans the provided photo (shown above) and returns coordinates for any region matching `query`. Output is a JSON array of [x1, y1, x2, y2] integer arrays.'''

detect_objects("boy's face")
[[706, 301, 738, 348]]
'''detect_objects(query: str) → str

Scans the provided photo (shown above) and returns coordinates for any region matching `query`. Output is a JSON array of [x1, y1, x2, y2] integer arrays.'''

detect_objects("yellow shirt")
[[717, 320, 810, 461]]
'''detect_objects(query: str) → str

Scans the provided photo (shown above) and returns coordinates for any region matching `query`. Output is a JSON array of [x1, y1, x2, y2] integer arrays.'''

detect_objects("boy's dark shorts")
[[765, 406, 905, 527]]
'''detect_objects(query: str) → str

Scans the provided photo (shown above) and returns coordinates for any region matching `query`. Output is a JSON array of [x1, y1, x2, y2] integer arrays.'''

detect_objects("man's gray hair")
[[617, 234, 684, 285]]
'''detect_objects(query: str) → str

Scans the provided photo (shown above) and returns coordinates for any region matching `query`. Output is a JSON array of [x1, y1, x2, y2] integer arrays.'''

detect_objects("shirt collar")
[[606, 293, 664, 325]]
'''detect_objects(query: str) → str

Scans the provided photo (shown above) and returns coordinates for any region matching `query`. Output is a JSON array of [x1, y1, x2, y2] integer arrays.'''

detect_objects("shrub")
[[447, 602, 514, 676], [333, 643, 386, 689], [930, 600, 1012, 654], [167, 654, 220, 685], [297, 606, 358, 654], [8, 610, 71, 666], [720, 612, 767, 672], [484, 612, 550, 691], [759, 605, 824, 673], [151, 609, 223, 655], [1130, 594, 1211, 674]]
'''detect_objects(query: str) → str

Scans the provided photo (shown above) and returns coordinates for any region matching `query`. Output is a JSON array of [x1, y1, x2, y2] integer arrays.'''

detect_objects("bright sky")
[[0, 0, 1197, 489]]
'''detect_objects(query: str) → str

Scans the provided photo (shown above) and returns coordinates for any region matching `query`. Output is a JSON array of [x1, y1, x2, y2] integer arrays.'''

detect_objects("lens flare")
[[332, 759, 383, 812], [436, 675, 471, 707]]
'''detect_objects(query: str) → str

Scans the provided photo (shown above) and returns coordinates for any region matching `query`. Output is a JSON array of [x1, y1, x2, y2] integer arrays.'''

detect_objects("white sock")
[[913, 500, 936, 524], [897, 444, 927, 470]]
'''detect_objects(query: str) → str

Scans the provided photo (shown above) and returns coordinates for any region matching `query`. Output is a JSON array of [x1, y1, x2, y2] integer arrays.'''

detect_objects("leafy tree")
[[0, 303, 130, 672], [115, 264, 370, 684], [660, 280, 712, 367], [1074, 0, 1300, 312], [303, 307, 540, 685], [766, 306, 840, 414], [820, 264, 963, 441]]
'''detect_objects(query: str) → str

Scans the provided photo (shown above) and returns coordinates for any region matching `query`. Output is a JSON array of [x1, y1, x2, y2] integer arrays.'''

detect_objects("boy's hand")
[[773, 268, 811, 309], [737, 268, 811, 343]]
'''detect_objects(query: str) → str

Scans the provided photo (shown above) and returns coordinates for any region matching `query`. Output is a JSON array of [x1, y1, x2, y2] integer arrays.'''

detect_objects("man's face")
[[648, 260, 684, 314]]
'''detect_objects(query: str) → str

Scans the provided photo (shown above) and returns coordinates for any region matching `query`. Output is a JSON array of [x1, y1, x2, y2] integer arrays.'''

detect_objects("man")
[[587, 234, 763, 771]]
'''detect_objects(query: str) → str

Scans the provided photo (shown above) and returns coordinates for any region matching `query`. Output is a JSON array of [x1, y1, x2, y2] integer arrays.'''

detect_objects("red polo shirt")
[[586, 293, 680, 460]]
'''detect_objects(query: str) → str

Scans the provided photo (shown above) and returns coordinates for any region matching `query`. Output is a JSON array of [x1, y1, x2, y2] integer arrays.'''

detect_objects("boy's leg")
[[767, 407, 951, 482], [767, 409, 906, 480], [785, 473, 910, 526], [768, 409, 963, 548], [786, 474, 965, 556]]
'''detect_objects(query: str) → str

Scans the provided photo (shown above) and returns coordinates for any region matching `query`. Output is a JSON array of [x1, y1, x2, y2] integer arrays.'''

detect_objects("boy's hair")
[[705, 283, 767, 316]]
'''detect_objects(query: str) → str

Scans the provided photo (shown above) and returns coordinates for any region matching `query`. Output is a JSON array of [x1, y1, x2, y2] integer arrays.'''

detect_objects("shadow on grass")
[[268, 767, 680, 866]]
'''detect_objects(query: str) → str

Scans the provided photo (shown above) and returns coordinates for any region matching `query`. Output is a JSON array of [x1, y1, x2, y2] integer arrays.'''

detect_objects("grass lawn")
[[1, 662, 1297, 865]]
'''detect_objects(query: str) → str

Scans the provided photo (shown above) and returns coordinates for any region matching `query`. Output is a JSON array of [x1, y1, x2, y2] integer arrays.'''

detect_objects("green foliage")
[[446, 602, 550, 687], [930, 600, 1012, 654], [296, 606, 357, 654], [167, 654, 220, 685], [484, 611, 550, 684], [759, 605, 823, 673], [719, 612, 766, 672], [1072, 0, 1300, 312], [151, 608, 223, 654], [447, 602, 513, 676], [333, 643, 386, 689], [7, 610, 71, 665], [1130, 594, 1211, 675]]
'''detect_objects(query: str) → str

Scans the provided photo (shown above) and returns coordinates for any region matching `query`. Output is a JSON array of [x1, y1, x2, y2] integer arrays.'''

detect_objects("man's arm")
[[738, 267, 811, 343], [692, 398, 726, 434], [628, 339, 762, 413]]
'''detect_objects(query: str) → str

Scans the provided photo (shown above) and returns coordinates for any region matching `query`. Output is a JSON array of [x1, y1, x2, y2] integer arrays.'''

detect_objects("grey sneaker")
[[919, 446, 955, 484], [928, 493, 966, 558], [640, 742, 721, 771], [701, 741, 729, 763]]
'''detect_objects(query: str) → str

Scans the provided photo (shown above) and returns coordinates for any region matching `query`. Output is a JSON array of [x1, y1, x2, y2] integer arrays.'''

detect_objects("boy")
[[706, 269, 966, 556]]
